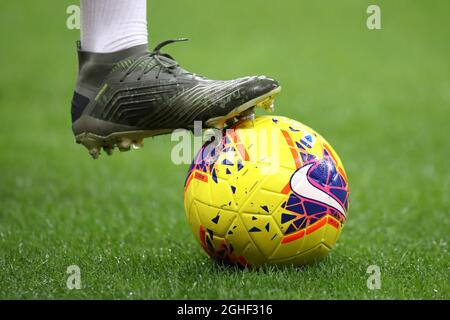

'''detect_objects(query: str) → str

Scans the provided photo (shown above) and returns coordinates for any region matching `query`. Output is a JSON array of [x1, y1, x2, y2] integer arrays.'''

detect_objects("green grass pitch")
[[0, 0, 448, 299]]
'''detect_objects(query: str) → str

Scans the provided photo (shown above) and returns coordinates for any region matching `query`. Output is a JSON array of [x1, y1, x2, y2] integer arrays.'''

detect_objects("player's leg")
[[72, 0, 281, 159], [80, 0, 147, 53]]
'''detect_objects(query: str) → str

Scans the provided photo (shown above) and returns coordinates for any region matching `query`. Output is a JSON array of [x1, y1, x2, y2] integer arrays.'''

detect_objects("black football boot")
[[71, 39, 281, 158]]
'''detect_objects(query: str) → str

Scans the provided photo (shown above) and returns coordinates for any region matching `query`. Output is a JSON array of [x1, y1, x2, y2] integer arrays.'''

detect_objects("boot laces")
[[120, 38, 197, 82]]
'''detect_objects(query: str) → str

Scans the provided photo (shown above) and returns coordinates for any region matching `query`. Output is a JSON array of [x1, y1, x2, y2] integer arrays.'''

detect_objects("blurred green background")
[[0, 0, 448, 299]]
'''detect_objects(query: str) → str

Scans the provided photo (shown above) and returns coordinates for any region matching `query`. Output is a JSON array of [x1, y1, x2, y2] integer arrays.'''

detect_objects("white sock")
[[80, 0, 148, 53]]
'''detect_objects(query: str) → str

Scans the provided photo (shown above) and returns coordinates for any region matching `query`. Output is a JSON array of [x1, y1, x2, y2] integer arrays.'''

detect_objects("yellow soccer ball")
[[184, 116, 349, 267]]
